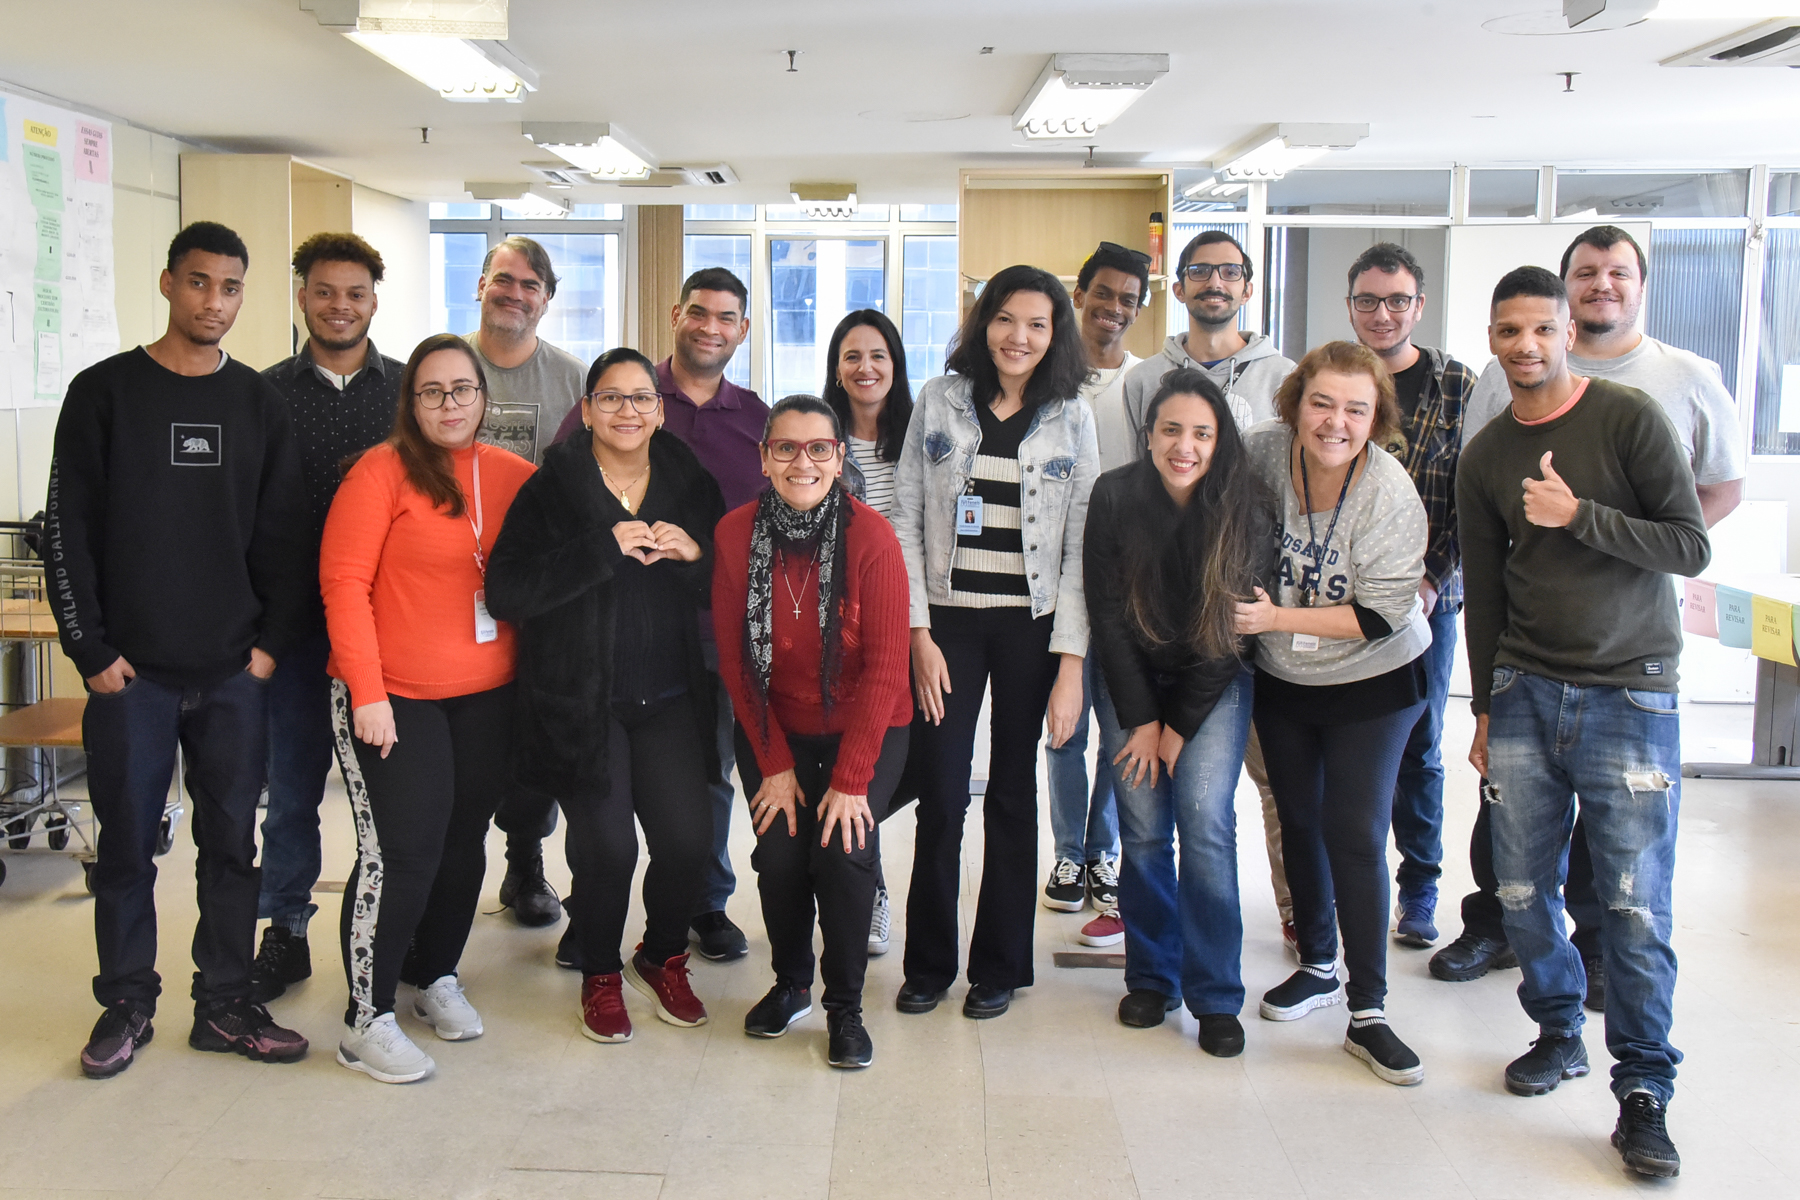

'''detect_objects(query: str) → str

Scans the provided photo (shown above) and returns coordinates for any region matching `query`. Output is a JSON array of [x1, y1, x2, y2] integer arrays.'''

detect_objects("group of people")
[[47, 211, 1737, 1180]]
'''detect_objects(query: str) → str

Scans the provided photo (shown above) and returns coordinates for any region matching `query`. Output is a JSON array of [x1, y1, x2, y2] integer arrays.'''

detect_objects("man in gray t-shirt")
[[463, 236, 586, 467]]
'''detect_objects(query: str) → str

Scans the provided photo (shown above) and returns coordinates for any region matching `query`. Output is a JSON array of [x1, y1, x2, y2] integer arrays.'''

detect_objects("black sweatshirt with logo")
[[46, 347, 311, 686]]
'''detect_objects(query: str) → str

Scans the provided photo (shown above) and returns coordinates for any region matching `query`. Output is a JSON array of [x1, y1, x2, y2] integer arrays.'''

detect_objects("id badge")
[[1291, 633, 1320, 652], [955, 493, 984, 535], [474, 590, 498, 644]]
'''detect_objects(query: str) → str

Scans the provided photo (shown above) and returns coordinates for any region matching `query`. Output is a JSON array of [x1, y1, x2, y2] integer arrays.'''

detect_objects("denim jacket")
[[893, 374, 1099, 657]]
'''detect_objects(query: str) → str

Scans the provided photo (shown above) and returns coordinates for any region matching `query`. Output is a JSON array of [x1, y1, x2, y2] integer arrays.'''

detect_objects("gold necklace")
[[595, 450, 650, 514], [779, 548, 818, 620]]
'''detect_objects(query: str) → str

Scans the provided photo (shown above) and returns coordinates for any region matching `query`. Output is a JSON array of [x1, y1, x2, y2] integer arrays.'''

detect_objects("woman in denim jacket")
[[891, 264, 1099, 1020]]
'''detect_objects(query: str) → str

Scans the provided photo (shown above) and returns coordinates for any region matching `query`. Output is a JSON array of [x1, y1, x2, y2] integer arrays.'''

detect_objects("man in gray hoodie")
[[1121, 229, 1300, 951]]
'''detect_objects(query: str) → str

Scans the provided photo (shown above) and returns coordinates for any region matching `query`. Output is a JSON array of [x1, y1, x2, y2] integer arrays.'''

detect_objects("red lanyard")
[[465, 448, 486, 580]]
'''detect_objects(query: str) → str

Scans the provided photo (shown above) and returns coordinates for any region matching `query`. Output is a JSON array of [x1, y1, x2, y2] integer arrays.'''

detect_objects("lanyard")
[[1295, 443, 1357, 607], [465, 447, 486, 580]]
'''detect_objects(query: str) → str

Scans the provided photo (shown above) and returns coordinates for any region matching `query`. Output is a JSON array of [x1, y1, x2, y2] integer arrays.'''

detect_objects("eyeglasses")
[[1095, 240, 1154, 267], [1350, 293, 1420, 313], [763, 438, 840, 462], [415, 384, 484, 409], [1179, 262, 1246, 284], [587, 390, 663, 414]]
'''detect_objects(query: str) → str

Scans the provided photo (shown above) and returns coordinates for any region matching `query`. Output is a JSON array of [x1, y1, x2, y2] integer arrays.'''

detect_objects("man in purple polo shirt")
[[558, 267, 766, 960]]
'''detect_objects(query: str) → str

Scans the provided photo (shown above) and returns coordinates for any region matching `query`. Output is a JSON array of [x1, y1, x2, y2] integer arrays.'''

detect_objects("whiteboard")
[[0, 87, 118, 409]]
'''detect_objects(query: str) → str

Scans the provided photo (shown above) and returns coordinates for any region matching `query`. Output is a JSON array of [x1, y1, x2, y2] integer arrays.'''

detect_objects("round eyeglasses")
[[587, 390, 663, 414]]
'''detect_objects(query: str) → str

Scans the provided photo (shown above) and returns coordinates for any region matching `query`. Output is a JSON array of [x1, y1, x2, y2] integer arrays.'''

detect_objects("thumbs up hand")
[[1521, 450, 1579, 528]]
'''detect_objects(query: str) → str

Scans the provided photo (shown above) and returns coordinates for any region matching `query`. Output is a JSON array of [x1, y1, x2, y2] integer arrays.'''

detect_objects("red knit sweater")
[[712, 496, 912, 794]]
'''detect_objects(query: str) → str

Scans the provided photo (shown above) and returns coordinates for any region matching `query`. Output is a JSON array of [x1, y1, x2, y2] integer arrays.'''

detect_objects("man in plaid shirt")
[[1344, 243, 1475, 951]]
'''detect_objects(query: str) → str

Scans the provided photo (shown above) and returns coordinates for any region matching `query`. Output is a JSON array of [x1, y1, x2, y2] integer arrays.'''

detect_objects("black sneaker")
[[744, 982, 813, 1038], [1117, 989, 1180, 1028], [1198, 1013, 1245, 1058], [250, 926, 311, 1005], [1343, 1016, 1424, 1086], [1505, 1032, 1590, 1096], [827, 1008, 874, 1068], [499, 852, 562, 927], [689, 910, 749, 962], [1428, 932, 1518, 982], [1583, 954, 1606, 1013], [1612, 1090, 1680, 1177], [80, 1002, 153, 1079], [555, 923, 580, 971], [1085, 855, 1119, 911], [1258, 968, 1345, 1021], [189, 998, 308, 1063], [1042, 858, 1085, 912]]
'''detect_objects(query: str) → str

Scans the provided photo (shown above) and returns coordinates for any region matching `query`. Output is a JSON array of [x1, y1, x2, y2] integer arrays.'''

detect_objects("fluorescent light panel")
[[1013, 53, 1168, 140], [1649, 1, 1798, 17], [522, 124, 655, 182], [1211, 123, 1368, 183], [346, 31, 532, 101]]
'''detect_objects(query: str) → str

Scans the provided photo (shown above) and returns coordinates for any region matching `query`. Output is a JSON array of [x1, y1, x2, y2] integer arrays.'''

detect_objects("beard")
[[675, 336, 734, 376], [306, 318, 368, 352], [1188, 292, 1240, 331]]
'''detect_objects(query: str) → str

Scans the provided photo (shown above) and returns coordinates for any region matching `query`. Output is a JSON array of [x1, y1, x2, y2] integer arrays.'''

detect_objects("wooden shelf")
[[0, 697, 87, 748]]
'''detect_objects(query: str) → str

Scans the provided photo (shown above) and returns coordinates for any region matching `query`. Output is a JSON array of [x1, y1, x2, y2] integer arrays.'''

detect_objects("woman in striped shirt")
[[824, 309, 913, 520], [892, 264, 1098, 1020]]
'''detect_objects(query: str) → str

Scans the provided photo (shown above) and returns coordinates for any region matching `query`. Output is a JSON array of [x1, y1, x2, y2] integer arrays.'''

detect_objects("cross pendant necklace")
[[780, 549, 818, 620]]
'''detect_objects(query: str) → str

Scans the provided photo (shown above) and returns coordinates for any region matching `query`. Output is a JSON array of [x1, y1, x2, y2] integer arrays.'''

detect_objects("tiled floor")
[[0, 699, 1795, 1198]]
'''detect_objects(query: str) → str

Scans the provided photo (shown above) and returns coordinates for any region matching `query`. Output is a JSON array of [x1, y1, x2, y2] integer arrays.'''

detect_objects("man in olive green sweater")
[[1458, 266, 1708, 1179]]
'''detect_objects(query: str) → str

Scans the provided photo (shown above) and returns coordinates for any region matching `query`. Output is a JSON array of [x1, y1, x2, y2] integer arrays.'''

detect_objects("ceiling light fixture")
[[304, 1, 537, 102], [466, 182, 569, 218], [1647, 0, 1799, 17], [1012, 53, 1169, 140], [1210, 123, 1369, 183], [790, 182, 859, 219], [521, 123, 656, 182]]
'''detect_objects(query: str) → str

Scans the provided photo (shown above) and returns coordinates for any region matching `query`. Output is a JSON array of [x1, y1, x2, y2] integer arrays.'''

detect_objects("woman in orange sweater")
[[319, 332, 535, 1085]]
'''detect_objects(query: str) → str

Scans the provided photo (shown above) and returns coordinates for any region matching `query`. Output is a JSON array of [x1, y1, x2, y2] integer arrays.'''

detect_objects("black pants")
[[736, 722, 909, 1011], [84, 668, 269, 1012], [562, 697, 714, 975], [1462, 803, 1601, 957], [334, 682, 512, 1027], [493, 774, 559, 860], [1255, 694, 1426, 1013], [904, 605, 1060, 993]]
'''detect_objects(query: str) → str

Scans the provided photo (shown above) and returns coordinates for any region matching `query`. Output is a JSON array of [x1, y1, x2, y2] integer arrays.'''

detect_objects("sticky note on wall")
[[1716, 586, 1753, 649], [1750, 593, 1797, 666], [1682, 578, 1718, 638]]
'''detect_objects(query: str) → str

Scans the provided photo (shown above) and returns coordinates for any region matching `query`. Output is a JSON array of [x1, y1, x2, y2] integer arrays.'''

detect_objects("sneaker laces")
[[92, 1001, 142, 1042], [1398, 894, 1433, 924], [869, 892, 891, 940], [1088, 856, 1119, 888], [1623, 1091, 1668, 1136], [361, 1013, 414, 1053], [655, 953, 700, 1005], [420, 975, 467, 1008], [1050, 858, 1082, 887], [584, 975, 626, 1016]]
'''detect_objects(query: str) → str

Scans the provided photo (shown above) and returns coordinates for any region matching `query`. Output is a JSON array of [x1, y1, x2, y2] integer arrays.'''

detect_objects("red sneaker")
[[1079, 910, 1125, 947], [580, 973, 632, 1043], [1282, 921, 1300, 961], [625, 945, 708, 1027]]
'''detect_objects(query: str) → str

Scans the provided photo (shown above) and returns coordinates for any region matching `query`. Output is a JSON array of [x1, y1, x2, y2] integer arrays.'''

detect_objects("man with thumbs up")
[[1458, 266, 1709, 1178]]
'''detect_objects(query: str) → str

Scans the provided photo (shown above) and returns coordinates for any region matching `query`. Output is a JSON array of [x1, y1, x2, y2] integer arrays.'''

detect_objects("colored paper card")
[[23, 119, 57, 146], [75, 122, 108, 183], [1751, 593, 1797, 666], [1715, 585, 1753, 649], [1682, 578, 1718, 638], [24, 143, 62, 211], [36, 211, 63, 282]]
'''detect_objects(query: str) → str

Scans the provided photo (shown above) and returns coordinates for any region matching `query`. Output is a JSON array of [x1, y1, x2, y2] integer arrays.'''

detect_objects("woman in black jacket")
[[485, 347, 725, 1046], [1085, 368, 1276, 1058]]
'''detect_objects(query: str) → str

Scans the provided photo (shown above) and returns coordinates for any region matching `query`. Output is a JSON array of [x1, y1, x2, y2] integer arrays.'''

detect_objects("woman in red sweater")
[[713, 395, 912, 1069], [319, 333, 534, 1085]]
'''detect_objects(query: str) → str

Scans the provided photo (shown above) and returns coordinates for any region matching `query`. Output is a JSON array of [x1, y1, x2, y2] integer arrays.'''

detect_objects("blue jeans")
[[694, 649, 738, 916], [1097, 668, 1252, 1016], [258, 630, 334, 934], [1486, 667, 1683, 1104], [1044, 655, 1118, 865], [1391, 604, 1457, 895]]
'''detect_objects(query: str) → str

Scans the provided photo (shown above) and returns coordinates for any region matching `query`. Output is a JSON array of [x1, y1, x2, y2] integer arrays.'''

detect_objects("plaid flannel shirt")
[[1377, 346, 1473, 613]]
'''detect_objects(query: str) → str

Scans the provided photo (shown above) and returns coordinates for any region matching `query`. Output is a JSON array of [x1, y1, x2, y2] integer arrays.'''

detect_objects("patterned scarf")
[[744, 483, 851, 719]]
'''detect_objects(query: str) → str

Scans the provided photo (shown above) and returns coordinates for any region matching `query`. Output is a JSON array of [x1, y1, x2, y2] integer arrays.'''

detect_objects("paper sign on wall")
[[1716, 585, 1754, 649], [1681, 578, 1718, 638], [1750, 593, 1797, 666], [75, 122, 108, 183]]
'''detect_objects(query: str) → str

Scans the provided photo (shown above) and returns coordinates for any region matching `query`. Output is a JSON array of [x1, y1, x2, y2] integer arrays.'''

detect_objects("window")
[[1468, 169, 1540, 219], [430, 233, 486, 336], [511, 232, 620, 370], [429, 202, 490, 219], [1645, 227, 1743, 395], [769, 239, 886, 400], [900, 204, 958, 222], [1166, 221, 1250, 337], [1267, 170, 1451, 218], [1754, 228, 1800, 455], [684, 204, 757, 221], [570, 204, 623, 220], [1771, 173, 1800, 218], [1555, 170, 1749, 219], [903, 235, 959, 382], [682, 234, 753, 389], [1262, 227, 1447, 361]]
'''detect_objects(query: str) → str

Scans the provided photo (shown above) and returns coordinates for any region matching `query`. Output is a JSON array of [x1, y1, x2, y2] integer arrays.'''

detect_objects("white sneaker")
[[338, 1013, 435, 1084], [413, 974, 484, 1041], [868, 887, 891, 956]]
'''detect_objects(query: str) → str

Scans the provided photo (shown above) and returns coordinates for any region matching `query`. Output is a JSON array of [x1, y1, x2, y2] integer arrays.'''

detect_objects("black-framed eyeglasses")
[[587, 390, 662, 414], [1096, 240, 1154, 267], [1179, 262, 1246, 283], [764, 438, 841, 462], [415, 384, 484, 409], [1350, 293, 1421, 313]]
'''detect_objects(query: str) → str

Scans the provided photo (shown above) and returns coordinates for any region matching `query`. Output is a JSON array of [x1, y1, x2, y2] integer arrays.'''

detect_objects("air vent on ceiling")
[[522, 161, 588, 186], [616, 164, 739, 188], [1663, 20, 1800, 68]]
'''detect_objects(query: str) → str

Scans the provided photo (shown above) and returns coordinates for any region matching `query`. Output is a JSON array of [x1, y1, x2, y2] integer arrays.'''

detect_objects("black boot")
[[499, 842, 562, 927]]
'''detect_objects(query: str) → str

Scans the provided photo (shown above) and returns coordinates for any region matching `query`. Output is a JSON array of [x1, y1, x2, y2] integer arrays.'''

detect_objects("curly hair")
[[292, 232, 385, 284], [1272, 341, 1400, 446]]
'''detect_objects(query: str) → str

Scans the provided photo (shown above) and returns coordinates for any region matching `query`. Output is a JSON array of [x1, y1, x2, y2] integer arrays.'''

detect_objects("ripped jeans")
[[1485, 667, 1683, 1103]]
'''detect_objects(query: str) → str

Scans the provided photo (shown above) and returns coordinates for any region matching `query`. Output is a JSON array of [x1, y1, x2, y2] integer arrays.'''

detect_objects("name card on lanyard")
[[467, 449, 498, 644]]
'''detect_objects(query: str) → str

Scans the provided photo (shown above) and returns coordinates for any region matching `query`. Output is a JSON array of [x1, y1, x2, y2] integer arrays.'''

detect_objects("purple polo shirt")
[[551, 358, 769, 512]]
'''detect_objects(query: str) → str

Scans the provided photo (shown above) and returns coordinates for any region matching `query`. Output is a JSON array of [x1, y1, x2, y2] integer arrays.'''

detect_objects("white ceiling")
[[4, 1, 1799, 202]]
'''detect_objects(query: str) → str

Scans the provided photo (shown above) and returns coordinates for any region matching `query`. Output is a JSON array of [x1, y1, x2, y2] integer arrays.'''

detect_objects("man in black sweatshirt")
[[1458, 266, 1709, 1178], [48, 221, 312, 1079]]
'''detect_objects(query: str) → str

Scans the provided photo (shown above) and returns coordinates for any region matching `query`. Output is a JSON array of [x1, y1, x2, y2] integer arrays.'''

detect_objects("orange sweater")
[[322, 442, 535, 707]]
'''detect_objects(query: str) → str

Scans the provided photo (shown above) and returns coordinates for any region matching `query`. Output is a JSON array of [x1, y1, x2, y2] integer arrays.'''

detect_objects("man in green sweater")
[[1458, 266, 1709, 1178]]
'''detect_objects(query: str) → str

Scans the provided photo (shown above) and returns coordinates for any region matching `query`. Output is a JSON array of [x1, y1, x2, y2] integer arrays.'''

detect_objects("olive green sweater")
[[1457, 378, 1710, 715]]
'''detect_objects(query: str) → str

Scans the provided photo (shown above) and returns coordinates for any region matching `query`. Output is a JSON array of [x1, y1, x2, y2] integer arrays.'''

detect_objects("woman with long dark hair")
[[1086, 369, 1275, 1057], [320, 333, 536, 1083], [822, 309, 913, 520], [712, 395, 912, 1067], [893, 264, 1098, 1020], [485, 347, 725, 1046], [1233, 340, 1431, 1086]]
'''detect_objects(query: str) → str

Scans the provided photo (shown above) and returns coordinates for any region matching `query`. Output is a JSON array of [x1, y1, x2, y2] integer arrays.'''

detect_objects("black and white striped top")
[[848, 437, 896, 518], [948, 402, 1032, 607]]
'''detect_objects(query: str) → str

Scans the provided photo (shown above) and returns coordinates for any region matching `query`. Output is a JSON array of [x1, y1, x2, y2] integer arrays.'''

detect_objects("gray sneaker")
[[338, 1013, 434, 1084], [413, 975, 483, 1041], [868, 887, 891, 956]]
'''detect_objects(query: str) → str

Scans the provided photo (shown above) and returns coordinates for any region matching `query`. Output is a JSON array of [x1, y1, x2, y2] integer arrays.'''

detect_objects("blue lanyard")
[[1295, 444, 1358, 607]]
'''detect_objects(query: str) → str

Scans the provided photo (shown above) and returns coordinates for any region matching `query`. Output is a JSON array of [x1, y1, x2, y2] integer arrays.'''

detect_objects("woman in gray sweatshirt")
[[1233, 341, 1430, 1087]]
